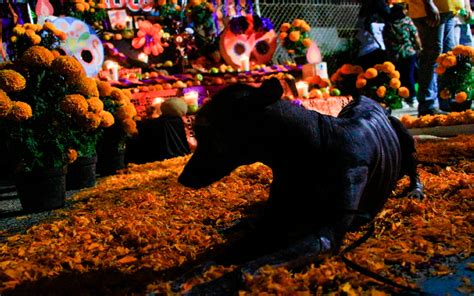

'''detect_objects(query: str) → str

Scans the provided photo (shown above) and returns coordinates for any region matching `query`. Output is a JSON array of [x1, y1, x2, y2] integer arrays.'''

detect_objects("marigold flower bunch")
[[279, 19, 312, 57], [331, 62, 409, 110], [8, 22, 67, 61], [0, 46, 113, 171], [186, 0, 216, 33], [97, 82, 139, 153], [66, 0, 107, 30], [155, 0, 184, 22], [436, 45, 474, 105]]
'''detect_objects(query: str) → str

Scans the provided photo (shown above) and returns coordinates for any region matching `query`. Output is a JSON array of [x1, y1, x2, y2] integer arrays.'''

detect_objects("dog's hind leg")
[[388, 116, 424, 199]]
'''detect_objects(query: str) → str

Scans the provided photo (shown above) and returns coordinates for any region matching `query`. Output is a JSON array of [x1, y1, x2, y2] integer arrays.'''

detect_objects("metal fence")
[[256, 0, 361, 73]]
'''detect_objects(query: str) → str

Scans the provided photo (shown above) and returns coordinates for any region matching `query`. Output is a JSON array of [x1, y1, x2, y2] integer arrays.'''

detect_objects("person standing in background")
[[406, 0, 463, 116], [454, 0, 473, 45], [355, 0, 391, 69], [383, 3, 422, 106]]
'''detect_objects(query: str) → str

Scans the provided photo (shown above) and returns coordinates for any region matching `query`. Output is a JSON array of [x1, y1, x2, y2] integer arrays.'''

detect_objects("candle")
[[137, 53, 149, 63], [296, 81, 309, 98], [240, 55, 250, 72], [104, 60, 119, 81], [183, 91, 199, 106]]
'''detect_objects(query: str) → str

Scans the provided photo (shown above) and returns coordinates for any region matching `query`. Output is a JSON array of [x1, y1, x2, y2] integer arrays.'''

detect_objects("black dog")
[[178, 78, 423, 293]]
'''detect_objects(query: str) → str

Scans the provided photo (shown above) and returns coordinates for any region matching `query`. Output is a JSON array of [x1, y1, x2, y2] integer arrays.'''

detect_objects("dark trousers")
[[394, 54, 417, 101]]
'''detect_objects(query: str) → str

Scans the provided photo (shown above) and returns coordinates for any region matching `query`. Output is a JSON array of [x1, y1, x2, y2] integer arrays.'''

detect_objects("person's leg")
[[442, 13, 457, 52], [459, 24, 473, 46], [413, 18, 442, 115], [395, 55, 417, 106], [439, 13, 457, 111]]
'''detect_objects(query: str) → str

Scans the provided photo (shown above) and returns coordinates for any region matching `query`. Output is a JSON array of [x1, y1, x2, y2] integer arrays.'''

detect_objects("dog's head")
[[178, 78, 283, 188]]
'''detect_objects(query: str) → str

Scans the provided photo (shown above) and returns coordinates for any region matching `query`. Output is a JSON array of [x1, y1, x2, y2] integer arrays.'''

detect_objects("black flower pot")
[[449, 100, 472, 112], [66, 156, 97, 190], [15, 166, 67, 213], [97, 149, 126, 176]]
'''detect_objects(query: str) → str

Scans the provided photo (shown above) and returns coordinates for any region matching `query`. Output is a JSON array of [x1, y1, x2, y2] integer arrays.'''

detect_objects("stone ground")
[[1, 102, 472, 295]]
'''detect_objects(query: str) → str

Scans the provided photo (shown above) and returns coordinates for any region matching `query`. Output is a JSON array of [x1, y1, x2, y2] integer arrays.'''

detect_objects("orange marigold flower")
[[452, 45, 464, 55], [87, 97, 104, 113], [42, 22, 58, 33], [340, 64, 354, 75], [302, 38, 312, 47], [122, 118, 138, 135], [70, 76, 99, 98], [356, 78, 367, 89], [0, 69, 26, 92], [52, 56, 85, 79], [280, 23, 291, 32], [388, 70, 399, 79], [12, 25, 26, 35], [25, 29, 36, 38], [365, 68, 378, 79], [454, 91, 468, 103], [441, 55, 456, 67], [400, 114, 416, 129], [330, 72, 341, 83], [439, 89, 451, 99], [121, 89, 133, 99], [75, 3, 85, 12], [100, 111, 115, 127], [20, 46, 55, 68], [31, 35, 42, 45], [110, 88, 128, 104], [80, 112, 101, 130], [67, 148, 78, 164], [389, 78, 401, 89], [60, 94, 89, 115], [301, 24, 311, 32], [8, 101, 32, 121], [376, 85, 386, 98], [398, 86, 410, 98], [51, 50, 62, 58], [279, 32, 288, 40], [435, 66, 446, 75], [97, 81, 113, 97], [292, 19, 302, 27], [0, 89, 13, 117], [56, 32, 68, 41], [289, 31, 300, 42], [116, 103, 138, 120], [382, 61, 396, 73]]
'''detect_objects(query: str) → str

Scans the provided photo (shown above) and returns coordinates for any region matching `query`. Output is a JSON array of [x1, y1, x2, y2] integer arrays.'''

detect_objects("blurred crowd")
[[356, 0, 473, 117]]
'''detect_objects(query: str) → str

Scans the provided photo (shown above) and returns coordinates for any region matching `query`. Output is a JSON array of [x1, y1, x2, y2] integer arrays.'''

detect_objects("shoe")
[[418, 108, 449, 117]]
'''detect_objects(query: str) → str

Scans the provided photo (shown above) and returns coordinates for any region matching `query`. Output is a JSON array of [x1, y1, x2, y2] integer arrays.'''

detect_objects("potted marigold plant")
[[436, 45, 474, 112], [279, 18, 312, 64], [331, 62, 410, 110], [0, 24, 114, 211], [96, 81, 138, 176]]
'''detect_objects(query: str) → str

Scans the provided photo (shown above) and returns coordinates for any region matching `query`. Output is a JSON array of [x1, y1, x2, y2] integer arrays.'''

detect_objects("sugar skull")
[[219, 15, 277, 69], [48, 16, 104, 77]]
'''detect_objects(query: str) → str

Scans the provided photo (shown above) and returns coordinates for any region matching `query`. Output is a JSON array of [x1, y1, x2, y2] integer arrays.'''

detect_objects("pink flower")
[[132, 21, 168, 56]]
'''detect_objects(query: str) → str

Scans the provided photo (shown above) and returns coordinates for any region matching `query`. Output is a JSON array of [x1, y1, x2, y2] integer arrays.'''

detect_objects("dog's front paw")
[[407, 182, 424, 200]]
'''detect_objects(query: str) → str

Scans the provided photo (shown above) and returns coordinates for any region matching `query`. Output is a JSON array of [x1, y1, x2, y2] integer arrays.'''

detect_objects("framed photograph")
[[133, 15, 146, 29], [107, 9, 133, 30]]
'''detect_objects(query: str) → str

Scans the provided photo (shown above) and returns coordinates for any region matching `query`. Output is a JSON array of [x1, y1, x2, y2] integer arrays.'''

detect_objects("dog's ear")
[[245, 78, 283, 110], [259, 77, 284, 102]]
